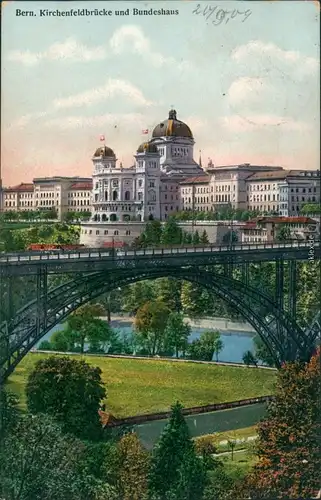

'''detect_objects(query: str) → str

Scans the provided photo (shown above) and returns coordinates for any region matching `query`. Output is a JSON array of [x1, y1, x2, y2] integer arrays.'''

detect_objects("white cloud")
[[232, 40, 319, 75], [53, 79, 153, 109], [44, 113, 146, 130], [109, 25, 175, 67], [7, 38, 106, 65], [221, 114, 311, 132], [227, 77, 271, 105], [7, 111, 48, 130]]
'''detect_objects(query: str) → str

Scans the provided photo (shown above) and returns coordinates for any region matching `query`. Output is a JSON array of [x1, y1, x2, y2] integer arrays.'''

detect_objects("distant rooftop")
[[4, 183, 34, 192]]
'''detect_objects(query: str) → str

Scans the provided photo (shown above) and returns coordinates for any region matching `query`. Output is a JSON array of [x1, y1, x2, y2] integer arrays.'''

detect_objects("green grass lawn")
[[6, 353, 276, 418]]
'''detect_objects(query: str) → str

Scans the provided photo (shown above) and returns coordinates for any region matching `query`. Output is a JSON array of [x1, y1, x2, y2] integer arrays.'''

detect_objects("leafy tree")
[[200, 229, 209, 244], [50, 329, 71, 351], [227, 439, 237, 461], [122, 281, 156, 314], [134, 300, 171, 355], [149, 402, 206, 500], [235, 348, 321, 499], [0, 412, 96, 500], [242, 350, 258, 367], [38, 340, 53, 351], [114, 432, 150, 500], [180, 281, 202, 318], [188, 330, 223, 361], [275, 224, 291, 241], [66, 303, 112, 353], [0, 389, 20, 442], [161, 218, 183, 245], [253, 335, 276, 367], [164, 312, 191, 358], [26, 356, 106, 441], [300, 203, 320, 215], [192, 230, 200, 244], [182, 231, 193, 244], [154, 278, 182, 312]]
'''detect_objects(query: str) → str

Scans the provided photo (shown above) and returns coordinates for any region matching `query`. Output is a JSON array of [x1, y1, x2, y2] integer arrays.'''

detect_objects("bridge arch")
[[1, 268, 313, 382]]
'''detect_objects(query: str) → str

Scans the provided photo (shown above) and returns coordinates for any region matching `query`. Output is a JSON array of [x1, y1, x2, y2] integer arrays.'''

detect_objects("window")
[[112, 190, 118, 201], [125, 191, 130, 201], [138, 179, 143, 187], [114, 230, 119, 236], [149, 181, 155, 188], [126, 230, 131, 235]]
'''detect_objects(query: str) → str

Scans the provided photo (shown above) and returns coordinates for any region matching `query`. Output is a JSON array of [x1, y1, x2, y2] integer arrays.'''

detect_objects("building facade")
[[240, 216, 319, 243], [246, 170, 320, 215], [2, 177, 92, 220]]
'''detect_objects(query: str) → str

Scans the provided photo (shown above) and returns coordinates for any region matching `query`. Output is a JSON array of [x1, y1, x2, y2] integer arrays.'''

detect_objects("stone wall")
[[80, 220, 237, 247]]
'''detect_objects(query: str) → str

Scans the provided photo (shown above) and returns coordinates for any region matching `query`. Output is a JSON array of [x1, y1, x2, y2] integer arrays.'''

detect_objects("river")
[[36, 316, 255, 364]]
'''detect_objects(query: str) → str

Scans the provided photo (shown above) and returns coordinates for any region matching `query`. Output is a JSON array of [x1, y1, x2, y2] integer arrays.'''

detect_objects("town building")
[[240, 216, 319, 243], [246, 170, 320, 215], [3, 183, 34, 211], [180, 175, 210, 212], [2, 177, 92, 220]]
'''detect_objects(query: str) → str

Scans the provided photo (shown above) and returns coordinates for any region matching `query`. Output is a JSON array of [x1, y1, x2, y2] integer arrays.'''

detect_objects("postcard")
[[0, 1, 320, 498]]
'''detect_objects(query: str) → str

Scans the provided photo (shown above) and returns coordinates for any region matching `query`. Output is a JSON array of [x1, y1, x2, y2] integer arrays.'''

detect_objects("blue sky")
[[1, 0, 320, 185]]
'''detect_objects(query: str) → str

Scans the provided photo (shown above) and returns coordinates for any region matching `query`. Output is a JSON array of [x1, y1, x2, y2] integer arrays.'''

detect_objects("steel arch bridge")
[[0, 241, 320, 383]]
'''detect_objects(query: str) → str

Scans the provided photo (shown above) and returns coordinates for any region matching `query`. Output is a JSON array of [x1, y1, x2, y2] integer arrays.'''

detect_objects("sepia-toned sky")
[[1, 0, 320, 186]]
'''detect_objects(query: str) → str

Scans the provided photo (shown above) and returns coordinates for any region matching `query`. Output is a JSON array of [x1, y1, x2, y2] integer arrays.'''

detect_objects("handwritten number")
[[192, 4, 202, 15], [192, 4, 252, 25]]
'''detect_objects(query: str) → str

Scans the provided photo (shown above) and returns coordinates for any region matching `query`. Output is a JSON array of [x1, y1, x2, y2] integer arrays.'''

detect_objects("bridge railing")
[[0, 240, 319, 263]]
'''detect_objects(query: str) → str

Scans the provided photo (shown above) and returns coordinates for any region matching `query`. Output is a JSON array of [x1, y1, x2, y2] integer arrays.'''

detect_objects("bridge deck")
[[0, 241, 319, 275]]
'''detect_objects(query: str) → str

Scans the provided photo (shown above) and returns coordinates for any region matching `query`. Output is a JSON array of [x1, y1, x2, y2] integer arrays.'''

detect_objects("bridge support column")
[[288, 260, 297, 322], [241, 262, 250, 286], [275, 259, 284, 311], [36, 266, 48, 336]]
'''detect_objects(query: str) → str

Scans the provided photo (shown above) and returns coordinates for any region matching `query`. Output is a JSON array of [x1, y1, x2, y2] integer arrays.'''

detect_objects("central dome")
[[152, 110, 193, 139]]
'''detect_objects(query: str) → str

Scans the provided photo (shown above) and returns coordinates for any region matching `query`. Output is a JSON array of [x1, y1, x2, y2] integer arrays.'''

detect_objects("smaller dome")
[[137, 141, 159, 154], [93, 146, 115, 158]]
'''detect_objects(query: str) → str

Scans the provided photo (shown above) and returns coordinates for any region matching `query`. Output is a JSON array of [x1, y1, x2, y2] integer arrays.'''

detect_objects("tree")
[[200, 229, 209, 244], [115, 432, 150, 500], [50, 329, 71, 351], [253, 335, 276, 367], [164, 312, 191, 358], [149, 402, 206, 500], [26, 356, 106, 441], [0, 412, 98, 500], [122, 281, 156, 314], [0, 389, 20, 442], [242, 350, 258, 367], [66, 303, 112, 353], [275, 224, 291, 241], [192, 230, 200, 244], [180, 281, 202, 318], [227, 439, 237, 461], [134, 300, 171, 355], [188, 330, 223, 361], [155, 278, 182, 312], [160, 218, 183, 245], [38, 339, 53, 351], [235, 348, 321, 499]]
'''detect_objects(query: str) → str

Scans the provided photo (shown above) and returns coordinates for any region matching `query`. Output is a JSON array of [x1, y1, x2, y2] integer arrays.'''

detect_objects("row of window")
[[68, 200, 91, 206], [68, 192, 91, 198], [83, 229, 131, 236]]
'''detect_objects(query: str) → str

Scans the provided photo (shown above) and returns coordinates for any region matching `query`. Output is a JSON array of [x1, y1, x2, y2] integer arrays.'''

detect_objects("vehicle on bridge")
[[27, 243, 85, 253]]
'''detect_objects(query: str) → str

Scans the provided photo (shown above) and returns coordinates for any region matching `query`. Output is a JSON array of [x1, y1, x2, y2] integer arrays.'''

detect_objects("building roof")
[[70, 182, 93, 190], [93, 145, 115, 158], [252, 216, 316, 224], [207, 164, 283, 173], [246, 169, 320, 181], [4, 183, 34, 192], [180, 175, 209, 185], [152, 109, 193, 139], [136, 141, 159, 154]]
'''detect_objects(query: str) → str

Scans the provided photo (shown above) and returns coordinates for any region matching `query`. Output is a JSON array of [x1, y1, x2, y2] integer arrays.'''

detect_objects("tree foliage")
[[234, 348, 321, 499], [114, 432, 150, 500], [0, 413, 95, 500], [149, 402, 207, 500], [188, 330, 223, 361], [134, 300, 171, 355], [164, 312, 191, 358], [26, 356, 106, 441]]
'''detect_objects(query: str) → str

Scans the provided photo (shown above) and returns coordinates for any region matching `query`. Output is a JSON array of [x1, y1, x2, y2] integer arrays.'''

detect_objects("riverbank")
[[107, 314, 255, 336]]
